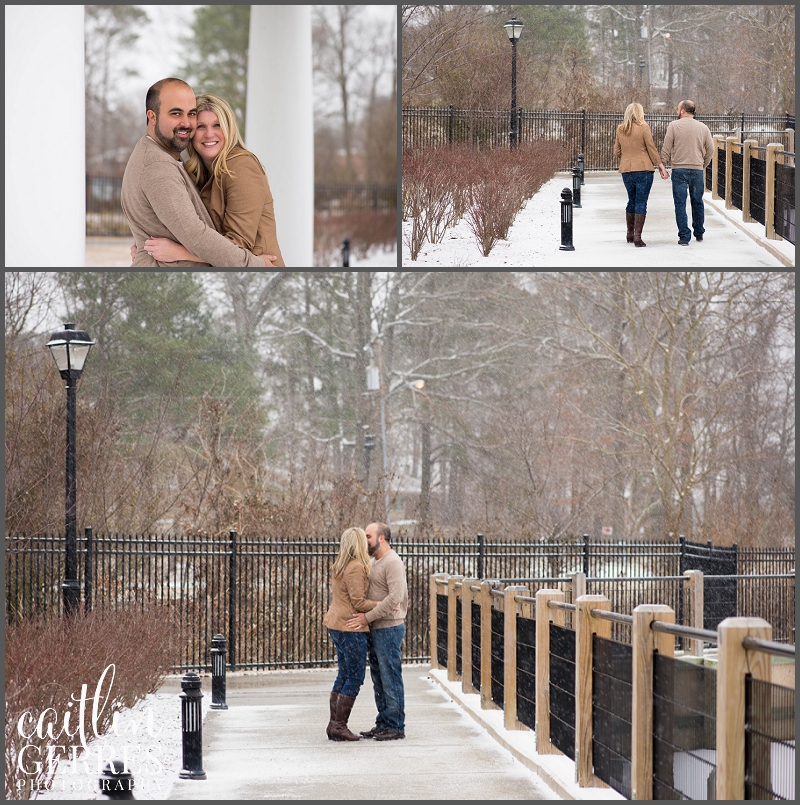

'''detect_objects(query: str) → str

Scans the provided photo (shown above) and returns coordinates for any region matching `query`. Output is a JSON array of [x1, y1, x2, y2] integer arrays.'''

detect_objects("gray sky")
[[115, 5, 396, 111]]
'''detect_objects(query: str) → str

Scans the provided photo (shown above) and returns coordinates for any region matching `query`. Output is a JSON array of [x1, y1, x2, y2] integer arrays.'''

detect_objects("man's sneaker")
[[374, 729, 405, 741], [678, 240, 689, 245], [695, 235, 703, 241], [359, 726, 380, 739]]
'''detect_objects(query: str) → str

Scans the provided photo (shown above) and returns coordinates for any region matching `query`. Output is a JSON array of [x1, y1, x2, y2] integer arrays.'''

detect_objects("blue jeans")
[[671, 168, 706, 242], [367, 624, 405, 733], [621, 170, 654, 215], [328, 629, 367, 698]]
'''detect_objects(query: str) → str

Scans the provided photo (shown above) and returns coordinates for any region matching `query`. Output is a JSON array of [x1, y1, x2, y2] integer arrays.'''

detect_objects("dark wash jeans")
[[670, 168, 706, 242], [621, 170, 654, 215], [366, 623, 405, 733], [328, 629, 367, 698]]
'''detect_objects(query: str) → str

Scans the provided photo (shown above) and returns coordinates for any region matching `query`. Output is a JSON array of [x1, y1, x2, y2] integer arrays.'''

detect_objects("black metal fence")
[[6, 531, 793, 670], [402, 107, 795, 171], [85, 178, 397, 237]]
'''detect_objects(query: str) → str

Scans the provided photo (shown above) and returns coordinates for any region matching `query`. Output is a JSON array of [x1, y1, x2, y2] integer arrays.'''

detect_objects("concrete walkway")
[[548, 171, 791, 267], [164, 665, 558, 800]]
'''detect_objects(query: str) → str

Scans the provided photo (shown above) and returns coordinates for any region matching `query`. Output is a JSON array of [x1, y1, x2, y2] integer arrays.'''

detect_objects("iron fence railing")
[[5, 531, 794, 670], [403, 107, 795, 170]]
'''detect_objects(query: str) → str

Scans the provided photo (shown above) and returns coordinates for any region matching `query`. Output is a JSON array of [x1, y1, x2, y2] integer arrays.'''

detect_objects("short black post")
[[559, 188, 575, 251], [342, 238, 350, 268], [578, 152, 585, 185], [84, 526, 92, 614], [572, 166, 582, 208], [210, 634, 228, 710], [98, 760, 135, 799], [179, 671, 206, 780]]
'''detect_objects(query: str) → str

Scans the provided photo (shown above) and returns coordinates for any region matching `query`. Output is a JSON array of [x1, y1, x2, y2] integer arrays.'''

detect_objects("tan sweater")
[[613, 122, 661, 173], [120, 136, 265, 267], [199, 147, 286, 267], [365, 549, 408, 630], [660, 117, 714, 170], [323, 561, 380, 632]]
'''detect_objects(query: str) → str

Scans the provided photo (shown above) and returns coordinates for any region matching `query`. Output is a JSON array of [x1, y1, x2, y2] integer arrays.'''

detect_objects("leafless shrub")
[[5, 606, 179, 800]]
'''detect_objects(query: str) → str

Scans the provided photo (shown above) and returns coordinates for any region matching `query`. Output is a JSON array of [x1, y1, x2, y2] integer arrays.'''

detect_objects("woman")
[[322, 527, 380, 741], [613, 102, 669, 247], [134, 93, 285, 266]]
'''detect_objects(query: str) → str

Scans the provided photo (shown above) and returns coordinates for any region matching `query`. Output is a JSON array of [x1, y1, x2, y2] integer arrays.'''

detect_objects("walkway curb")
[[703, 196, 795, 267], [429, 669, 624, 801]]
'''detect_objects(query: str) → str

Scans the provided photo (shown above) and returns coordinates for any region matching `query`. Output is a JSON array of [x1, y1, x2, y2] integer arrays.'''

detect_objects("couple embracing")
[[614, 100, 714, 247], [323, 523, 408, 743], [121, 77, 285, 267]]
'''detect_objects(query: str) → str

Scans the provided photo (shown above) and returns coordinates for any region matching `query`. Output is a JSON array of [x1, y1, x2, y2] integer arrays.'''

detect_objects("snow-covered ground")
[[331, 244, 398, 267], [33, 689, 210, 801], [402, 171, 793, 268]]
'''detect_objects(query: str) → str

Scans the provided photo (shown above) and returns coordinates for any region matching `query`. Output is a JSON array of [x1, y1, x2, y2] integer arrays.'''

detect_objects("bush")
[[314, 211, 396, 267], [5, 606, 179, 800]]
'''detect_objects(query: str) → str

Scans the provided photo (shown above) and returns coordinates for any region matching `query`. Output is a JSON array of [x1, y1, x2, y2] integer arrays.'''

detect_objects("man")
[[346, 522, 408, 741], [660, 100, 714, 246], [121, 78, 276, 267]]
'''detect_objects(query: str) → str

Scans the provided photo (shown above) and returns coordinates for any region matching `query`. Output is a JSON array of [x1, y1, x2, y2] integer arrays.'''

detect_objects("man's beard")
[[367, 543, 377, 556], [154, 118, 192, 153]]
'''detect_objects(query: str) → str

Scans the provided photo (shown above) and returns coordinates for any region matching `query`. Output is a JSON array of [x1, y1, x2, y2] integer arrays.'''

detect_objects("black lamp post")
[[46, 323, 95, 616], [503, 17, 524, 149]]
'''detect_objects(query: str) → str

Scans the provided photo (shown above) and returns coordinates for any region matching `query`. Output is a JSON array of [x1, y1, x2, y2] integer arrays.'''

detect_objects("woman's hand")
[[130, 243, 137, 263], [659, 165, 669, 180], [144, 237, 191, 263]]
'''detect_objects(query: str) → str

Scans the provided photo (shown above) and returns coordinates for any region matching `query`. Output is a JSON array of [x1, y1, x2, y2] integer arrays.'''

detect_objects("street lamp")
[[503, 17, 524, 149], [46, 322, 95, 616]]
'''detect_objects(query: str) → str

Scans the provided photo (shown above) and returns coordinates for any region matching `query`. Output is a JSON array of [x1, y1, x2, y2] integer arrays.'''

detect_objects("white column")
[[5, 6, 85, 267], [246, 5, 314, 268]]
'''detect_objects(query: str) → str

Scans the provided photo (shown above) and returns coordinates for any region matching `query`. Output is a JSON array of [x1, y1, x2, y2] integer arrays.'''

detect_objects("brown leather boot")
[[329, 694, 361, 741], [326, 692, 339, 740], [626, 212, 635, 243], [633, 213, 647, 247]]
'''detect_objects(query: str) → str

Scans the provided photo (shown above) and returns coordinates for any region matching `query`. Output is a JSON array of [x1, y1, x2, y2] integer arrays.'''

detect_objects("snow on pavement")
[[403, 170, 792, 268]]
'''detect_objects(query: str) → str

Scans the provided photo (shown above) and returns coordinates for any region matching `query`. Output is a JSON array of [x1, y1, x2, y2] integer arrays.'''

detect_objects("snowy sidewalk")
[[402, 170, 793, 268], [549, 171, 791, 268], [166, 665, 558, 800]]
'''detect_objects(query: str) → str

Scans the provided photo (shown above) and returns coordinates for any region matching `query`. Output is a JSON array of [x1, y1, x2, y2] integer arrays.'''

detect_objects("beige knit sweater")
[[660, 117, 714, 171], [365, 549, 408, 630], [120, 136, 265, 267]]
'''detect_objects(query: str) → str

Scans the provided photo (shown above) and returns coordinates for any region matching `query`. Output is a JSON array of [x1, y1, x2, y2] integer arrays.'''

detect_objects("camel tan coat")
[[199, 147, 286, 267], [613, 122, 662, 174], [323, 561, 380, 632]]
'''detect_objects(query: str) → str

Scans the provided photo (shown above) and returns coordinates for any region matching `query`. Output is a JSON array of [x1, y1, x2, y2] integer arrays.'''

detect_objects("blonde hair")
[[332, 528, 371, 579], [618, 102, 645, 136], [184, 93, 248, 187]]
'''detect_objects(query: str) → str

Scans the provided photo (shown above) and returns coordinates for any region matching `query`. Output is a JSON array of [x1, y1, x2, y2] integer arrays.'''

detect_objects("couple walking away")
[[614, 99, 713, 247], [121, 77, 285, 267], [323, 523, 408, 743]]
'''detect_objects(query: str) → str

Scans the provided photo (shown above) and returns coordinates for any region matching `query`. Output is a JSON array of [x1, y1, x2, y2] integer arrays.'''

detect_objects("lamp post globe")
[[46, 323, 95, 616], [503, 18, 524, 149]]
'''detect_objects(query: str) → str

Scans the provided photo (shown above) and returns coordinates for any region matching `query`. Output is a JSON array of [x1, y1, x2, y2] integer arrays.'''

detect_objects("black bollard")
[[341, 238, 350, 267], [578, 152, 585, 185], [98, 760, 135, 800], [572, 166, 582, 208], [559, 188, 575, 251], [210, 634, 228, 710], [179, 671, 207, 780]]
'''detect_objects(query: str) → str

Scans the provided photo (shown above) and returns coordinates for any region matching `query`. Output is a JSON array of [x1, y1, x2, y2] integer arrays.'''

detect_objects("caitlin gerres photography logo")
[[14, 664, 164, 796]]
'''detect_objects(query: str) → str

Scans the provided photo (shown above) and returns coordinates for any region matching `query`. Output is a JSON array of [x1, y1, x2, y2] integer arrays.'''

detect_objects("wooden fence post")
[[504, 585, 527, 730], [480, 581, 496, 709], [575, 595, 611, 787], [447, 575, 463, 682], [631, 604, 675, 800], [741, 139, 758, 222], [711, 135, 725, 199], [765, 143, 782, 240], [461, 578, 477, 694], [683, 570, 704, 656], [535, 589, 565, 754], [716, 617, 772, 800]]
